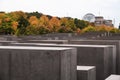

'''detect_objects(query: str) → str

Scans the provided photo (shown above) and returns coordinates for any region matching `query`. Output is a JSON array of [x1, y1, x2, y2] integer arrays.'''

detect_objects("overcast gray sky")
[[0, 0, 120, 28]]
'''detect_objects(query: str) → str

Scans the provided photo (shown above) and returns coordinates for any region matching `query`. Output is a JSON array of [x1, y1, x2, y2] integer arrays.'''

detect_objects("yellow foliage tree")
[[95, 25, 111, 32], [9, 11, 27, 21], [39, 15, 49, 26], [12, 21, 18, 31], [60, 17, 68, 26], [49, 17, 60, 32], [82, 26, 96, 33]]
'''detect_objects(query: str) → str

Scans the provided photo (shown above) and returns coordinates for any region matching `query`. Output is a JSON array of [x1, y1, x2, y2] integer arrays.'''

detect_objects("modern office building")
[[95, 16, 113, 27], [94, 16, 104, 26], [83, 13, 114, 27]]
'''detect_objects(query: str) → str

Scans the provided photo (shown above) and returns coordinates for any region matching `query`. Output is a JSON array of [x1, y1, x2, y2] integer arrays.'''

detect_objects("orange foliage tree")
[[49, 17, 60, 32], [29, 16, 39, 26], [39, 15, 49, 26], [11, 21, 18, 31]]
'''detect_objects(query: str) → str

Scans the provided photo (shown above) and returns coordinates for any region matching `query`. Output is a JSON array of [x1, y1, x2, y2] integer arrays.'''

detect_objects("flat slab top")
[[105, 75, 120, 80], [0, 46, 74, 50], [12, 43, 112, 48], [59, 44, 110, 48], [71, 40, 120, 42], [12, 43, 57, 45], [0, 41, 17, 43], [77, 66, 95, 70], [29, 40, 68, 42]]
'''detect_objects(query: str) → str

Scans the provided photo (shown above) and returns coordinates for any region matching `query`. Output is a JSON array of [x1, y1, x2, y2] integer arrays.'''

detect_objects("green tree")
[[0, 21, 14, 34], [16, 16, 30, 35], [66, 18, 77, 31], [109, 28, 120, 33], [37, 26, 50, 34], [74, 18, 89, 29], [26, 25, 38, 35], [26, 11, 43, 18]]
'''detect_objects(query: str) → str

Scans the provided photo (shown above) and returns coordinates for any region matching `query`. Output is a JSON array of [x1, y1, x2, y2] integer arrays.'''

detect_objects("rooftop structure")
[[83, 13, 113, 27], [83, 13, 95, 22]]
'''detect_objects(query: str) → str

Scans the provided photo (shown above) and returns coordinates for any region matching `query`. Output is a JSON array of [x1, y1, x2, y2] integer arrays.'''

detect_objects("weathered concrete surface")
[[10, 43, 115, 80], [0, 46, 77, 80], [11, 43, 57, 46], [0, 41, 17, 46], [69, 40, 120, 74], [77, 66, 96, 80], [19, 40, 68, 44], [59, 44, 114, 80]]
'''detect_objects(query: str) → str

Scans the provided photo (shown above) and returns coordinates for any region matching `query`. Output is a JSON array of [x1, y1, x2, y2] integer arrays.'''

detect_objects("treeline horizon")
[[0, 11, 119, 36]]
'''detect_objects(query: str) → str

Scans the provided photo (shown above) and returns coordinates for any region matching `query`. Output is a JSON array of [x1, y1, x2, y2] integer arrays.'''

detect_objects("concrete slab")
[[20, 40, 68, 44], [105, 74, 120, 80], [10, 43, 115, 80], [11, 43, 57, 46], [0, 46, 77, 80], [69, 40, 120, 74], [77, 66, 96, 80], [0, 41, 17, 46]]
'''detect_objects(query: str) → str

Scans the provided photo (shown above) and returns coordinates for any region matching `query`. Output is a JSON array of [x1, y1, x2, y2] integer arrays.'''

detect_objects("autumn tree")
[[29, 16, 39, 26], [39, 15, 50, 27], [8, 11, 27, 21], [95, 25, 120, 33], [66, 18, 77, 32], [95, 25, 110, 32], [0, 19, 1, 27], [59, 17, 74, 33], [82, 26, 96, 33], [11, 21, 18, 32], [3, 11, 120, 35], [109, 28, 120, 33], [49, 17, 60, 32], [6, 11, 28, 35], [60, 17, 68, 26], [26, 25, 39, 35], [35, 15, 50, 33], [0, 13, 5, 25], [0, 13, 15, 34], [27, 15, 50, 35]]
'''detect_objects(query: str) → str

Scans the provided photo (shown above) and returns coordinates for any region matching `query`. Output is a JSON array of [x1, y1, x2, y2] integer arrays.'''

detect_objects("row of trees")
[[0, 11, 119, 36], [82, 25, 120, 33]]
